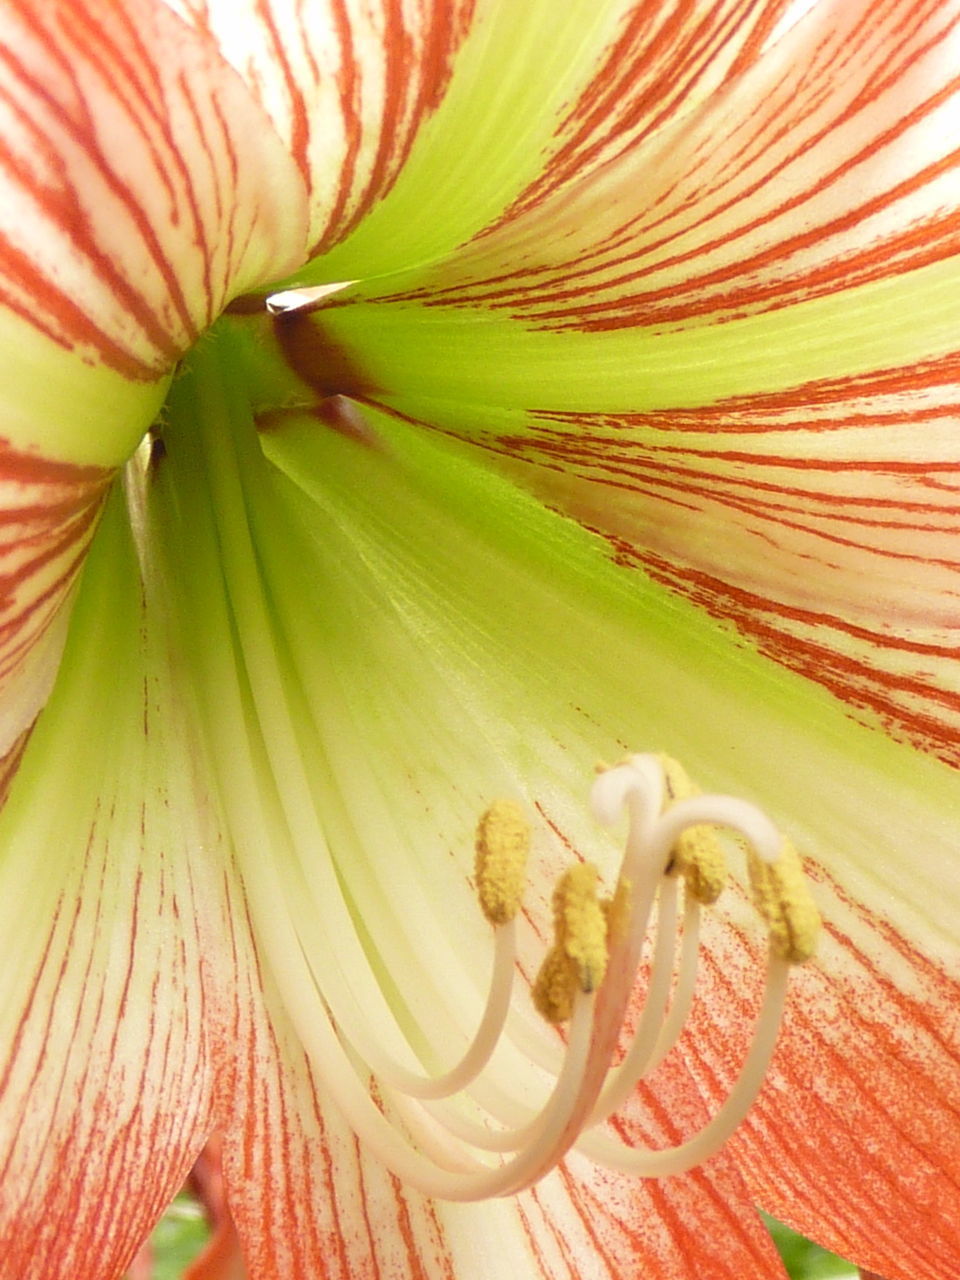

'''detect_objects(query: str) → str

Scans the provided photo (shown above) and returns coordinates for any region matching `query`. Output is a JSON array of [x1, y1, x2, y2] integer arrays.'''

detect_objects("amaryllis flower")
[[1, 2, 959, 1279]]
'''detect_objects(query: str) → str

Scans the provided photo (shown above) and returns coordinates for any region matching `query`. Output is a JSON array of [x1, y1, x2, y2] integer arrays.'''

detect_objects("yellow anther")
[[747, 838, 821, 964], [475, 800, 530, 926], [556, 863, 609, 995], [659, 754, 728, 904], [672, 826, 727, 905], [659, 753, 696, 803], [532, 945, 578, 1025], [533, 863, 610, 1024]]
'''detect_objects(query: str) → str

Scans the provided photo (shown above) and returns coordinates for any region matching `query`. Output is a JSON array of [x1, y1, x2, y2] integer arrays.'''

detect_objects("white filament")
[[191, 387, 798, 1200], [326, 920, 520, 1101], [254, 743, 796, 1198], [576, 953, 790, 1176]]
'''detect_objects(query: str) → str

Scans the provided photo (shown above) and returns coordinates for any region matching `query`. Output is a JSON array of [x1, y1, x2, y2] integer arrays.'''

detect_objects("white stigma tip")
[[590, 754, 664, 824]]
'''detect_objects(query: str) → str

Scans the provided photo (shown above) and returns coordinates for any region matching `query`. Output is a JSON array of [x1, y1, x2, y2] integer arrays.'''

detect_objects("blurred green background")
[[146, 1195, 209, 1280]]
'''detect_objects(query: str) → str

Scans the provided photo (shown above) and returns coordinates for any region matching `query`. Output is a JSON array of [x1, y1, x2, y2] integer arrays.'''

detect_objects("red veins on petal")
[[166, 0, 477, 254], [472, 354, 960, 765], [734, 865, 960, 1276], [0, 437, 111, 752], [391, 0, 960, 330], [0, 0, 309, 379], [488, 0, 797, 229]]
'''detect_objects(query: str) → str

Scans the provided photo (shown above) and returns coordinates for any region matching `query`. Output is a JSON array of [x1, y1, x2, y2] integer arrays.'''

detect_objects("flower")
[[1, 2, 960, 1279]]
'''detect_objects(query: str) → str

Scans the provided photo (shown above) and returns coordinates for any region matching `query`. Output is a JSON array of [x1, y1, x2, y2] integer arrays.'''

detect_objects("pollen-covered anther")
[[474, 799, 530, 925], [533, 863, 610, 1023], [673, 826, 727, 905], [659, 754, 727, 904], [559, 863, 609, 993], [747, 837, 821, 963], [532, 944, 579, 1025]]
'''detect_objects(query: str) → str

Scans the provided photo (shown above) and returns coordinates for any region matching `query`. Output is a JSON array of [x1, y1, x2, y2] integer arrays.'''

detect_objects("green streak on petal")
[[0, 308, 169, 465], [314, 253, 960, 410], [256, 388, 960, 961], [293, 1, 625, 283], [0, 482, 140, 856]]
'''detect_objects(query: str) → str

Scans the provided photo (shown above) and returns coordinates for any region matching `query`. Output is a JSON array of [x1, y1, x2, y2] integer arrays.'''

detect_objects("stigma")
[[309, 753, 820, 1200]]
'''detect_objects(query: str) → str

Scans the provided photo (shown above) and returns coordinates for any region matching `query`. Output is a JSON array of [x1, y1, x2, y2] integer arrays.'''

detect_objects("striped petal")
[[0, 490, 228, 1280], [0, 443, 111, 754], [364, 0, 960, 320], [291, 0, 797, 282], [290, 0, 960, 768], [734, 878, 960, 1276], [162, 0, 478, 255], [0, 0, 309, 406], [0, 0, 311, 739]]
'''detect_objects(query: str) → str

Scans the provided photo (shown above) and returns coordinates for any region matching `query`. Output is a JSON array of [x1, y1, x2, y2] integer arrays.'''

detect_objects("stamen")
[[660, 754, 728, 904], [289, 753, 817, 1198], [243, 733, 816, 1198], [556, 863, 609, 995], [475, 799, 530, 925], [568, 754, 819, 1177], [643, 891, 702, 1075], [293, 753, 817, 1200], [325, 801, 532, 1103], [587, 874, 680, 1124], [533, 863, 610, 1024], [601, 877, 632, 949], [576, 954, 791, 1177], [532, 943, 580, 1025], [748, 837, 821, 963]]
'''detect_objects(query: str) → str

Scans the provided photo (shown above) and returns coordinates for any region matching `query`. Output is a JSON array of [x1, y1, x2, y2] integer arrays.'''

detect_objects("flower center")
[[306, 753, 820, 1200], [152, 333, 820, 1203]]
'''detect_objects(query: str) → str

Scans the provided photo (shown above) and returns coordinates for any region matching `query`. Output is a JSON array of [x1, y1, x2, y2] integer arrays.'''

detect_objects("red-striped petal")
[[464, 363, 960, 767], [0, 0, 309, 383], [164, 0, 477, 255], [299, 0, 960, 764], [732, 864, 960, 1276], [0, 439, 111, 752], [383, 0, 960, 324], [0, 495, 233, 1280], [219, 967, 791, 1280]]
